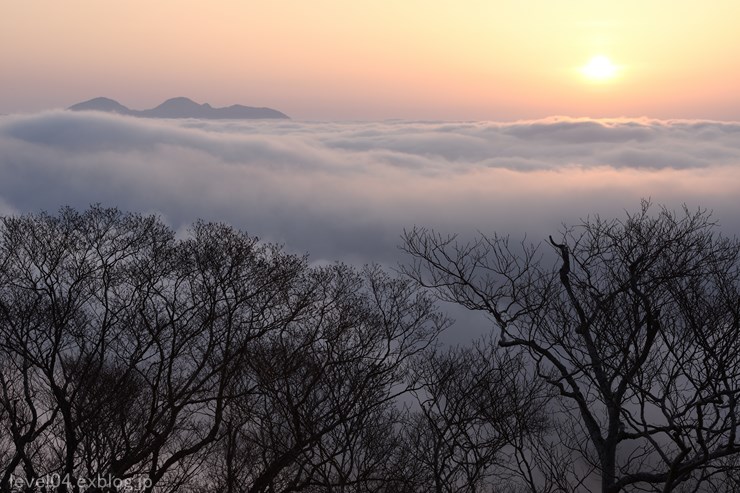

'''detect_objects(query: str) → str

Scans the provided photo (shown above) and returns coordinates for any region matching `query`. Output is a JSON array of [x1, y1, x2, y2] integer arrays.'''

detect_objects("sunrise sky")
[[3, 0, 740, 120]]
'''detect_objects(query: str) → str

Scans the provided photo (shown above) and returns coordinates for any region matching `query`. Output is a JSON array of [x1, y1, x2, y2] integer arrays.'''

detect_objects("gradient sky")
[[2, 1, 740, 120]]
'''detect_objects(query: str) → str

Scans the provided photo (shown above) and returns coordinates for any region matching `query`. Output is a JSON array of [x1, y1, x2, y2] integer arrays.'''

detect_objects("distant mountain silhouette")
[[68, 97, 132, 115], [68, 97, 289, 119]]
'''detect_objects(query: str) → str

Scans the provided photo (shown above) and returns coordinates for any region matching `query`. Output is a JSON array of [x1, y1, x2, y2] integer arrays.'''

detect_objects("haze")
[[4, 3, 740, 490], [3, 1, 740, 120]]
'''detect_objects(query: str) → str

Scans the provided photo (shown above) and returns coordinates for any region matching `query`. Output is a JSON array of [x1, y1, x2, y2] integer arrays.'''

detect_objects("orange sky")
[[2, 0, 740, 120]]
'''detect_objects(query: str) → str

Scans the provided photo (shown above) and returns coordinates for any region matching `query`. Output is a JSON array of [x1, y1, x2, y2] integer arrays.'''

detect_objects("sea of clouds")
[[2, 110, 739, 338], [1, 111, 739, 257]]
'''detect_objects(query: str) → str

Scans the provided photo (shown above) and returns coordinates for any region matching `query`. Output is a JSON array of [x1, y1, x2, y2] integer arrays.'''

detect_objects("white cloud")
[[1, 111, 740, 267]]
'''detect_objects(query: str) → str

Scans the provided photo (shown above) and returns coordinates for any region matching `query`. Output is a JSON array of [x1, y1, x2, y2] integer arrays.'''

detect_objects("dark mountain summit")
[[149, 97, 205, 118], [68, 97, 133, 115], [68, 97, 289, 119]]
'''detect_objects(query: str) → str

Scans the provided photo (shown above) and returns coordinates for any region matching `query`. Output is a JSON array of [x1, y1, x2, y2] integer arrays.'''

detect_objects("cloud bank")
[[2, 111, 740, 270]]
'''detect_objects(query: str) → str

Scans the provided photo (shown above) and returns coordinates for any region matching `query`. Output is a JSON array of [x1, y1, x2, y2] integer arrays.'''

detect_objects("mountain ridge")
[[68, 97, 289, 119]]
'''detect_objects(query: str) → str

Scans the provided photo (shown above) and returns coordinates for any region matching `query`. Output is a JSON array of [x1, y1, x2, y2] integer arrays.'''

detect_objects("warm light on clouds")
[[2, 112, 740, 263]]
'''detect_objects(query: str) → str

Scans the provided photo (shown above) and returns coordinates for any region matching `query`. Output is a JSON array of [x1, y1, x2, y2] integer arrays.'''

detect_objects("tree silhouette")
[[0, 206, 448, 493], [402, 338, 550, 493], [209, 264, 447, 493], [402, 201, 740, 492]]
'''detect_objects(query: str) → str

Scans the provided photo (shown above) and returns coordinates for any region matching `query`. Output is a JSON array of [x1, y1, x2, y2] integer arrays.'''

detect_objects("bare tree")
[[0, 207, 308, 492], [0, 206, 447, 493], [206, 264, 447, 493], [402, 201, 740, 492], [401, 338, 549, 493]]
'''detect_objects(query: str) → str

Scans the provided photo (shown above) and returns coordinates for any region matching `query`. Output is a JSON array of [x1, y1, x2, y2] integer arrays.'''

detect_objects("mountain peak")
[[151, 97, 206, 117], [67, 97, 289, 119], [156, 97, 200, 108], [68, 97, 131, 115], [165, 96, 195, 103]]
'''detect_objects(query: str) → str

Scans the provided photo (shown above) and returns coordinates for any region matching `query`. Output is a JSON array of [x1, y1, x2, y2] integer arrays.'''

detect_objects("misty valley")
[[1, 200, 739, 493]]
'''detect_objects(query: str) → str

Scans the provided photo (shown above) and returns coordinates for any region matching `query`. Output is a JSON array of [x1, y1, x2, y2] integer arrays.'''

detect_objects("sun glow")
[[581, 55, 618, 81]]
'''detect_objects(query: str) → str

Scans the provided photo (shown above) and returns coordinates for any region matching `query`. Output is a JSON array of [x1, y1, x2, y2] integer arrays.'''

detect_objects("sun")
[[581, 55, 618, 81]]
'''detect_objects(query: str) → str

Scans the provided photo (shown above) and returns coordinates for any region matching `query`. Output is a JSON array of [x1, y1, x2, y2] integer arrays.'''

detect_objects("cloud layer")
[[2, 111, 740, 269]]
